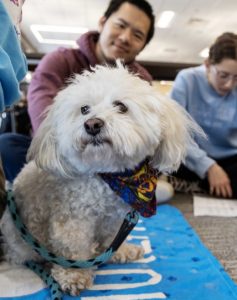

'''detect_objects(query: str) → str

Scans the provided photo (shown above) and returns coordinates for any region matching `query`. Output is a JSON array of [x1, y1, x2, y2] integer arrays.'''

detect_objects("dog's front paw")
[[51, 265, 94, 296], [110, 242, 144, 263]]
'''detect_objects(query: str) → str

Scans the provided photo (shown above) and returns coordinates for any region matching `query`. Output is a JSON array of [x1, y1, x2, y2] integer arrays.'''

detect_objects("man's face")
[[96, 2, 151, 63]]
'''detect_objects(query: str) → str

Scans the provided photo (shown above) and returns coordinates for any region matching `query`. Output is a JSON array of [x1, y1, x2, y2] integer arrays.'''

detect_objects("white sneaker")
[[5, 181, 12, 190], [155, 180, 174, 204]]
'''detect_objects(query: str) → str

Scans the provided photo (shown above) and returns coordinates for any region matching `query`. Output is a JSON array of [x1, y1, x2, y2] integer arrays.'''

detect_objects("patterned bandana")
[[100, 160, 158, 218]]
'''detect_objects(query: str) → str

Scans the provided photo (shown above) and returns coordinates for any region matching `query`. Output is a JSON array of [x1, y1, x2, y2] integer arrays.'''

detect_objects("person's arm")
[[170, 70, 232, 197], [0, 1, 27, 111], [207, 163, 232, 198], [27, 49, 73, 133], [184, 142, 232, 195], [170, 70, 215, 178]]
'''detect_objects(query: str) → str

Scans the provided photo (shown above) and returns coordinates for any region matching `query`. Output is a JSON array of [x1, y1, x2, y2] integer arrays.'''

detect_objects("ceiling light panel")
[[156, 11, 175, 28], [30, 24, 88, 45]]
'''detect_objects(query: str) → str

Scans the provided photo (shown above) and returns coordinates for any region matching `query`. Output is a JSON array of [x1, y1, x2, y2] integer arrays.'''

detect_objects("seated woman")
[[168, 32, 237, 199]]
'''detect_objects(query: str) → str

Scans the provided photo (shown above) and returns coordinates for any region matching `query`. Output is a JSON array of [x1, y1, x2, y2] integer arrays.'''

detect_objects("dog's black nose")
[[84, 118, 104, 136]]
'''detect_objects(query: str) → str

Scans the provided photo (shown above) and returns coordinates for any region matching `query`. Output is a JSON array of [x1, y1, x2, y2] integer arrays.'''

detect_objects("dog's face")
[[28, 63, 200, 177]]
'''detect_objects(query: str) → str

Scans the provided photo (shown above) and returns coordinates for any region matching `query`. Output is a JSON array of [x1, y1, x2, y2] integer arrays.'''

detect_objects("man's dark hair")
[[103, 0, 155, 45]]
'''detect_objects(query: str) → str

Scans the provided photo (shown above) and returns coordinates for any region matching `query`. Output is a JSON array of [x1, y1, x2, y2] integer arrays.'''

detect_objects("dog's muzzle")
[[82, 118, 112, 148], [84, 118, 104, 136]]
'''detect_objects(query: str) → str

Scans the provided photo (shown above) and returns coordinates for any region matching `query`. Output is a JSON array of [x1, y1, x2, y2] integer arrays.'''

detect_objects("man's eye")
[[115, 21, 125, 29], [81, 105, 90, 115], [219, 72, 229, 79], [134, 35, 143, 41], [133, 32, 144, 41], [113, 101, 128, 113]]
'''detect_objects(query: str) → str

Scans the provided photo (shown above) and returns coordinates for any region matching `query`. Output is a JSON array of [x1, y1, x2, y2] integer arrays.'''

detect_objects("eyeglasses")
[[212, 65, 237, 84]]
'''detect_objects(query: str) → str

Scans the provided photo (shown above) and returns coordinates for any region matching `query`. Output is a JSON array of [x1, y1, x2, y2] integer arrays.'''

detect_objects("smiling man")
[[96, 1, 152, 63], [0, 0, 156, 184], [27, 0, 155, 133]]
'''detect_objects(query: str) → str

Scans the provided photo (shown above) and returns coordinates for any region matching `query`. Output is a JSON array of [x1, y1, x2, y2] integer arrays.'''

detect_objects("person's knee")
[[0, 133, 31, 182], [0, 133, 18, 159]]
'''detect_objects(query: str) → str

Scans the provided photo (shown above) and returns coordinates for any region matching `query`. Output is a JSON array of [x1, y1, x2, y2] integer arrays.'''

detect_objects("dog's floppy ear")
[[151, 96, 203, 173], [27, 108, 72, 177]]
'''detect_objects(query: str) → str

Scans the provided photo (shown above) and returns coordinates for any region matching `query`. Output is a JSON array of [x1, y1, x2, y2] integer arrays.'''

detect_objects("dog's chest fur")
[[4, 161, 131, 262]]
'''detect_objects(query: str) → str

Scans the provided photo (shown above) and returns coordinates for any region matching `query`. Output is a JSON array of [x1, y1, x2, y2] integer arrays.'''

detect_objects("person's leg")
[[169, 163, 209, 194], [156, 164, 207, 203], [0, 133, 32, 182], [0, 157, 6, 218], [174, 156, 237, 198]]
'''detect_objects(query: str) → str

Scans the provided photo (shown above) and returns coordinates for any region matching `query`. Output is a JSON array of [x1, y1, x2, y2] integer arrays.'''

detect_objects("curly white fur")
[[0, 62, 202, 295]]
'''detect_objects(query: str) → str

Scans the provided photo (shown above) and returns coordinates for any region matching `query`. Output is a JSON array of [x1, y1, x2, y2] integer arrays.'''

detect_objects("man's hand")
[[207, 163, 232, 198]]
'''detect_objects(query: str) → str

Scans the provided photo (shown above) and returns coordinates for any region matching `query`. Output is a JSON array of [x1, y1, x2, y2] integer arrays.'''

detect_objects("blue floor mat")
[[1, 204, 237, 300]]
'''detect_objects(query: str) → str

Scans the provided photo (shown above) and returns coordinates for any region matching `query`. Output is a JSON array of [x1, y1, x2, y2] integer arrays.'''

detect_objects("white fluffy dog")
[[1, 63, 199, 295]]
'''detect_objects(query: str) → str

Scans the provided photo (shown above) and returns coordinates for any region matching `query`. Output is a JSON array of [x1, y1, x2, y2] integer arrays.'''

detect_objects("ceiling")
[[21, 0, 237, 64]]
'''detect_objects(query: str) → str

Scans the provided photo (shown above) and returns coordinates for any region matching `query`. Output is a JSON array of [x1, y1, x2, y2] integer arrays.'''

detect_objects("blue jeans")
[[0, 133, 32, 182]]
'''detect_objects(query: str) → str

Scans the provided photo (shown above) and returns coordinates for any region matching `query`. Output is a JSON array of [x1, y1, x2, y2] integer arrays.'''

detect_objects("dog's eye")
[[81, 105, 90, 115], [113, 101, 128, 114]]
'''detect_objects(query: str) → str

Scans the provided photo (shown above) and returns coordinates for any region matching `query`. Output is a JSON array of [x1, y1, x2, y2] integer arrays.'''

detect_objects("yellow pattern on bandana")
[[101, 160, 158, 217]]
